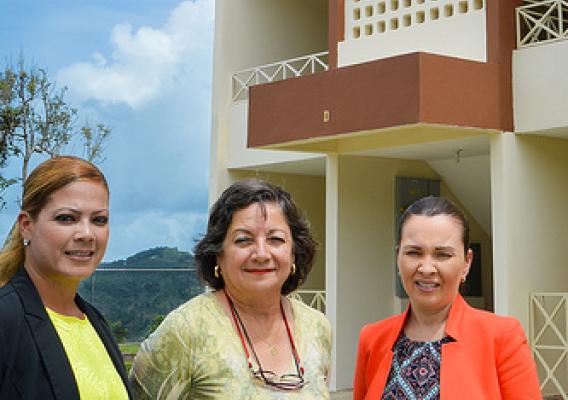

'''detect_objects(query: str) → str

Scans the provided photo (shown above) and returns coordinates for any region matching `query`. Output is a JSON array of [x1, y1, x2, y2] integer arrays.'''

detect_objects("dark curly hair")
[[398, 196, 470, 254], [193, 179, 317, 295]]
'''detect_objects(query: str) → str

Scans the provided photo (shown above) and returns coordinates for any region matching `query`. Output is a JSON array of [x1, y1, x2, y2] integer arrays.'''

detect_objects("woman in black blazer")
[[0, 156, 131, 399]]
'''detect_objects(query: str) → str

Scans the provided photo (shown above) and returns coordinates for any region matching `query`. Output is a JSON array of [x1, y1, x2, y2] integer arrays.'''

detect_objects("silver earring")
[[23, 239, 30, 247]]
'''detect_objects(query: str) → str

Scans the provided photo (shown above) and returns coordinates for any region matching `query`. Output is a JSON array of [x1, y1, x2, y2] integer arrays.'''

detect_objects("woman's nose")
[[75, 220, 95, 241], [417, 259, 436, 274], [252, 239, 270, 261]]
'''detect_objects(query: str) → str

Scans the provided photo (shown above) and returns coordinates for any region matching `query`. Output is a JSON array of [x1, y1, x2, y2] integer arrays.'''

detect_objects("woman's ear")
[[18, 211, 33, 240], [462, 248, 474, 280]]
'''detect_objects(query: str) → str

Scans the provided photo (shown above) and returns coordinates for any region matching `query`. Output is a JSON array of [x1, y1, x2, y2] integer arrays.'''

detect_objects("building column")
[[490, 132, 514, 316], [325, 153, 340, 390]]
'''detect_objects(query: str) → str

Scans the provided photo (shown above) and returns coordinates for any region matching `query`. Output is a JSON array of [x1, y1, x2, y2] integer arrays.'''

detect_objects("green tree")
[[147, 314, 165, 335], [110, 320, 129, 343], [0, 55, 111, 208]]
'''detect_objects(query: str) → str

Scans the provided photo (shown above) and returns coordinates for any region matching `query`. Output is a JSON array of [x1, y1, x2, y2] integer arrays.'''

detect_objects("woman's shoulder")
[[289, 296, 330, 331], [159, 292, 221, 329], [361, 313, 403, 335], [0, 283, 22, 320], [139, 292, 223, 350], [356, 313, 405, 352], [460, 303, 525, 335], [0, 281, 17, 301]]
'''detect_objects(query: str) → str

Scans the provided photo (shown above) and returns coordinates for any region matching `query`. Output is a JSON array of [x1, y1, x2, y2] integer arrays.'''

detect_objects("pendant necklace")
[[224, 289, 304, 377]]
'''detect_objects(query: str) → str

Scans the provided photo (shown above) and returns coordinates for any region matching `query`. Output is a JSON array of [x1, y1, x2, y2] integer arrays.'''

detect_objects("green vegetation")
[[0, 55, 110, 209], [118, 343, 140, 354], [110, 320, 129, 343], [147, 314, 165, 336], [79, 247, 203, 341], [119, 342, 140, 372]]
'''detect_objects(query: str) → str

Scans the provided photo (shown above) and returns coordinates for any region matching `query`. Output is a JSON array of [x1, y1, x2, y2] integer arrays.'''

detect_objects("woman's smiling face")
[[216, 202, 294, 301], [397, 214, 472, 315], [19, 180, 110, 286]]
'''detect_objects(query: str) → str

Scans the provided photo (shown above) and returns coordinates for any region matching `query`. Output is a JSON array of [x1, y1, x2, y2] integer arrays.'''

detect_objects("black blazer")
[[0, 267, 132, 399]]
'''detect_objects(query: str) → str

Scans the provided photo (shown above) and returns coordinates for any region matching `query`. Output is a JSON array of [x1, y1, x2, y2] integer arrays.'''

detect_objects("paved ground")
[[331, 390, 565, 399], [330, 389, 353, 400]]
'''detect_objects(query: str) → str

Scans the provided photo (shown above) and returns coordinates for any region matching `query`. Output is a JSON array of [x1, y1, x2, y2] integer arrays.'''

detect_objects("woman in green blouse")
[[130, 179, 332, 399]]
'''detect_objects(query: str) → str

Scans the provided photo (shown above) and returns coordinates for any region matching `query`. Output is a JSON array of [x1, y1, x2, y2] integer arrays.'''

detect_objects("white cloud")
[[57, 0, 214, 109]]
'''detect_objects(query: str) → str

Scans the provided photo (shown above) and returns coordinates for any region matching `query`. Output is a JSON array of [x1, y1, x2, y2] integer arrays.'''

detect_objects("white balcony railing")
[[231, 51, 329, 102], [289, 290, 326, 313], [517, 0, 568, 48], [530, 293, 568, 399]]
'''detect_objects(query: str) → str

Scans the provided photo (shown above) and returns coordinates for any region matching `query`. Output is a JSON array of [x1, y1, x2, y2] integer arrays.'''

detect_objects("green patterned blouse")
[[129, 292, 332, 400]]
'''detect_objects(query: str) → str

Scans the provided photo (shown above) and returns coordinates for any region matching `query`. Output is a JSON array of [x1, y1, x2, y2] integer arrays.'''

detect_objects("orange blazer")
[[353, 295, 542, 399]]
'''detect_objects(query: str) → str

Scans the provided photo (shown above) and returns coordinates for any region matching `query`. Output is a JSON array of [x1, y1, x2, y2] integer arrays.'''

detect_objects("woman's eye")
[[93, 216, 108, 226], [268, 236, 286, 243], [405, 250, 420, 256], [55, 214, 75, 223], [436, 253, 452, 259], [234, 237, 252, 245]]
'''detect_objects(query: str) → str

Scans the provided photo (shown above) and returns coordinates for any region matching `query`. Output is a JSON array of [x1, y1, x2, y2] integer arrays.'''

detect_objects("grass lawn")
[[119, 342, 140, 373], [119, 342, 140, 354]]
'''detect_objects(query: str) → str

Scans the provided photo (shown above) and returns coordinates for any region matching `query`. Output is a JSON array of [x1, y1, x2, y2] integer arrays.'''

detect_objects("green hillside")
[[78, 247, 204, 341]]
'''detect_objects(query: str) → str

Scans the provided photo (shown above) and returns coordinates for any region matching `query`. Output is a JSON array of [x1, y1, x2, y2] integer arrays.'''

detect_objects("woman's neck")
[[220, 288, 297, 375], [222, 287, 282, 322], [24, 265, 83, 318], [404, 302, 451, 342]]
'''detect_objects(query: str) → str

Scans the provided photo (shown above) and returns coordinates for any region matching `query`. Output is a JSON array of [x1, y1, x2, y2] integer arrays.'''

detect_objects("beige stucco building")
[[209, 0, 568, 396]]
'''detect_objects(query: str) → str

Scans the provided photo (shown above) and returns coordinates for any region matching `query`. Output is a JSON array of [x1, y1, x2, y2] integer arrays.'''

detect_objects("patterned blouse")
[[381, 333, 454, 400], [129, 292, 332, 400]]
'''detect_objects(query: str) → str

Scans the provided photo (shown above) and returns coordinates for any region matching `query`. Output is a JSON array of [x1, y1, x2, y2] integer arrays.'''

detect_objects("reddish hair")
[[0, 156, 108, 285]]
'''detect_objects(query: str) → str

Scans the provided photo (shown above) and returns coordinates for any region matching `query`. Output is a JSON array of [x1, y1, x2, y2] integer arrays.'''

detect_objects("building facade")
[[210, 0, 568, 395]]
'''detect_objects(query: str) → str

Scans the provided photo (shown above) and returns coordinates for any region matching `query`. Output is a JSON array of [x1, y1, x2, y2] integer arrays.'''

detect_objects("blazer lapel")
[[440, 295, 488, 399], [366, 351, 394, 399], [366, 308, 410, 399], [12, 268, 80, 400]]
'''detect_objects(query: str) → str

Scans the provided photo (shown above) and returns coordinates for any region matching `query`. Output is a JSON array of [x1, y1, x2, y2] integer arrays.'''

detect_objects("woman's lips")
[[244, 268, 275, 274], [65, 250, 95, 261], [415, 281, 440, 292]]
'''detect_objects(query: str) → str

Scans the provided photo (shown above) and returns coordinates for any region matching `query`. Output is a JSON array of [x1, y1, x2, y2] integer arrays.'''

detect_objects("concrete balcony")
[[232, 51, 329, 102], [247, 52, 510, 151], [246, 1, 519, 152], [226, 52, 329, 172], [514, 0, 568, 137]]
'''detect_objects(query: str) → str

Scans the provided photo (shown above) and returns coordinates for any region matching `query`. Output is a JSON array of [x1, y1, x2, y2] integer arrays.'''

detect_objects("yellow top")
[[46, 307, 128, 400]]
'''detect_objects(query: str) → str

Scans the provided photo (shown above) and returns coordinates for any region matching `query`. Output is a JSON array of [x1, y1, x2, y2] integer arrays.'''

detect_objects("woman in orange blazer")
[[353, 196, 541, 400]]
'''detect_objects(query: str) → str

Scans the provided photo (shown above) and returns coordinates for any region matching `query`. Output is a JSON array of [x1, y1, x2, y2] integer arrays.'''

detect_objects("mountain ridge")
[[79, 246, 203, 341]]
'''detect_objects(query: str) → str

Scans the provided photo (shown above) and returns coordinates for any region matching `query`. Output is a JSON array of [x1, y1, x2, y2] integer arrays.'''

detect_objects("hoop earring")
[[23, 239, 30, 247], [291, 263, 296, 276], [214, 265, 221, 279]]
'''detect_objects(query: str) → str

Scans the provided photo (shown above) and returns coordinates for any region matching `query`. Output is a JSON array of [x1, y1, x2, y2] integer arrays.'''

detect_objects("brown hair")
[[0, 156, 108, 285], [398, 196, 470, 254], [194, 179, 317, 295]]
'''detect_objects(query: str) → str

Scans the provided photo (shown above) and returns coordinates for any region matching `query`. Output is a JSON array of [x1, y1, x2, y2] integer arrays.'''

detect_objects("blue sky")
[[0, 0, 214, 261]]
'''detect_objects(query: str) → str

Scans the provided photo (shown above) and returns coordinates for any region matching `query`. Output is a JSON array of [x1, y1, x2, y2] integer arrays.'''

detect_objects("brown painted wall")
[[248, 53, 421, 147], [419, 54, 502, 130], [248, 1, 520, 147], [485, 0, 523, 131]]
